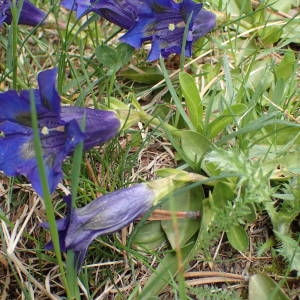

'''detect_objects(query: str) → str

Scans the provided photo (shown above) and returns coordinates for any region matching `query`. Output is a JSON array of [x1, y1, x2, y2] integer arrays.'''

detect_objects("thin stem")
[[29, 93, 71, 298]]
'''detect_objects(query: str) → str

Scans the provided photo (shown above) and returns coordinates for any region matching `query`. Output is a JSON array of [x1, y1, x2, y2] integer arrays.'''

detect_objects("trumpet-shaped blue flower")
[[42, 183, 155, 270], [42, 171, 204, 270], [91, 0, 216, 61], [0, 68, 120, 196], [121, 0, 216, 61], [0, 0, 45, 26]]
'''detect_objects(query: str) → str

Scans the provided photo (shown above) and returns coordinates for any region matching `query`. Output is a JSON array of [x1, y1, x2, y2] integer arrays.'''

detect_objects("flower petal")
[[61, 0, 93, 18], [2, 0, 46, 26], [61, 107, 120, 150], [192, 9, 216, 39], [0, 0, 10, 25], [37, 68, 61, 114], [65, 183, 155, 252], [0, 90, 31, 123], [0, 121, 33, 176], [91, 0, 139, 29], [17, 0, 46, 26]]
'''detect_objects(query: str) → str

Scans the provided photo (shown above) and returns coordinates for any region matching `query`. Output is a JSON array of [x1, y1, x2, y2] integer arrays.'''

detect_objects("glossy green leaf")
[[226, 225, 249, 252], [249, 274, 289, 300], [179, 71, 203, 131]]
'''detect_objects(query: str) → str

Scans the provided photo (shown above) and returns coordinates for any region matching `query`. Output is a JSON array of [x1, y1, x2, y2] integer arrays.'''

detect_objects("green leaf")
[[118, 67, 163, 84], [275, 50, 296, 80], [275, 231, 300, 276], [132, 221, 166, 251], [95, 44, 118, 69], [259, 26, 282, 44], [161, 187, 203, 249], [179, 130, 212, 166], [116, 43, 134, 66], [138, 245, 193, 299], [208, 104, 247, 138], [269, 0, 295, 12], [96, 43, 133, 73], [282, 18, 300, 43], [249, 274, 289, 300], [211, 181, 235, 209], [226, 225, 249, 252], [179, 71, 203, 131]]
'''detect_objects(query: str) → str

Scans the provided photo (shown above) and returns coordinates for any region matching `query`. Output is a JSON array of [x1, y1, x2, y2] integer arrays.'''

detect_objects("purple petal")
[[60, 106, 120, 151], [0, 90, 31, 123], [61, 0, 93, 18], [17, 0, 45, 26], [2, 0, 46, 26], [0, 0, 10, 25], [120, 17, 152, 48], [192, 9, 216, 39], [118, 0, 215, 61], [42, 183, 155, 270], [37, 68, 61, 114], [91, 0, 139, 29], [0, 121, 33, 176], [65, 183, 155, 251]]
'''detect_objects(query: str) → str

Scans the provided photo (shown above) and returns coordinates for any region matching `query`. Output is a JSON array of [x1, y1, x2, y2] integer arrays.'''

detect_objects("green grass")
[[0, 0, 299, 299]]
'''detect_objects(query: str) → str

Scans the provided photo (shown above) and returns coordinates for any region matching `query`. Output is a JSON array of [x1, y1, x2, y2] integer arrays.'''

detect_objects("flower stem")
[[29, 93, 71, 298]]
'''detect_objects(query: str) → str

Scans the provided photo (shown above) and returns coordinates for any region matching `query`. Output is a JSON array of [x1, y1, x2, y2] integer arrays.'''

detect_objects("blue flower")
[[91, 0, 216, 61], [60, 0, 93, 19], [0, 0, 45, 26], [42, 171, 205, 270], [121, 0, 216, 61], [91, 0, 144, 29], [42, 183, 155, 270], [0, 68, 120, 196]]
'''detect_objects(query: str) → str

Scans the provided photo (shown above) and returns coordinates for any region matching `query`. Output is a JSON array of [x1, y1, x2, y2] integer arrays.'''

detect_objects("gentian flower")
[[60, 0, 93, 19], [91, 0, 143, 29], [0, 0, 45, 26], [42, 171, 206, 271], [0, 68, 120, 196], [121, 0, 216, 61], [91, 0, 216, 61], [42, 183, 155, 270]]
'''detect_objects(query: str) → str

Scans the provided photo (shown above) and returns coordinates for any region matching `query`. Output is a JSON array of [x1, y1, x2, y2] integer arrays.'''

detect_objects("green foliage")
[[1, 0, 299, 298], [96, 43, 134, 74], [249, 274, 289, 300], [275, 232, 300, 276], [187, 286, 242, 300], [226, 225, 249, 252], [179, 71, 203, 131]]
